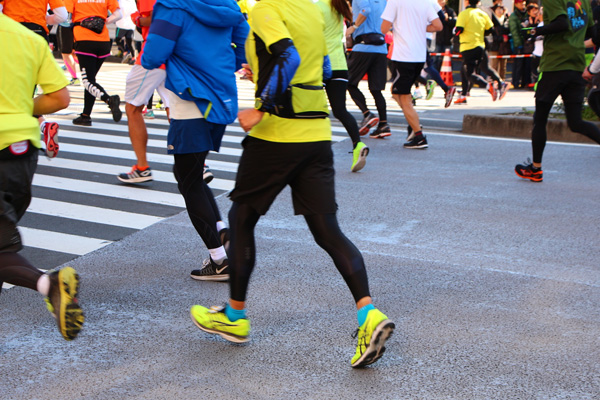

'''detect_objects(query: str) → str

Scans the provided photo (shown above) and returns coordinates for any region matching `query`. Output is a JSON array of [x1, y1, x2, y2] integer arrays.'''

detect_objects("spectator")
[[434, 0, 457, 70], [509, 0, 528, 88], [489, 4, 510, 80]]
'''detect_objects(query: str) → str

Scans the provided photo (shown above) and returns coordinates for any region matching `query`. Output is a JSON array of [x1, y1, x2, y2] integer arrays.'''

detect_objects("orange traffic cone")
[[440, 49, 454, 87]]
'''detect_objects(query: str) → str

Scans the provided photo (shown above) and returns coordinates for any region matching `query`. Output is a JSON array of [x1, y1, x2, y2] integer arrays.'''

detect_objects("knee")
[[125, 102, 143, 117]]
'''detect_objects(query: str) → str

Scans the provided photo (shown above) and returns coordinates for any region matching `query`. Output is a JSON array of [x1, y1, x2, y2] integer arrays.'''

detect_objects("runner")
[[190, 0, 394, 368], [515, 0, 600, 182], [317, 0, 369, 172], [0, 13, 84, 341], [68, 0, 123, 126]]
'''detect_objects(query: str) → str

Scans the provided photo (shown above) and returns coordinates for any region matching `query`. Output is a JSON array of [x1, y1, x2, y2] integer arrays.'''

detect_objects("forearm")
[[534, 15, 568, 36], [33, 88, 70, 115], [106, 9, 122, 25], [256, 39, 300, 113], [46, 7, 67, 25]]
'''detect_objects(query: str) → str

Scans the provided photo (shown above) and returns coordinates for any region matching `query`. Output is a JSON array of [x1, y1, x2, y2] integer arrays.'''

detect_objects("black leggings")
[[0, 253, 42, 295], [348, 85, 387, 123], [325, 71, 361, 146], [460, 46, 501, 95], [75, 40, 112, 116], [532, 100, 600, 164], [228, 202, 371, 303], [173, 152, 223, 250]]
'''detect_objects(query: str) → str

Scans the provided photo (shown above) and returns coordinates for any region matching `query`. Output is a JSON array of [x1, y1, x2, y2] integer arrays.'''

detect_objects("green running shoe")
[[190, 305, 250, 343], [426, 80, 437, 100], [351, 308, 394, 368], [351, 142, 369, 172], [45, 267, 84, 341]]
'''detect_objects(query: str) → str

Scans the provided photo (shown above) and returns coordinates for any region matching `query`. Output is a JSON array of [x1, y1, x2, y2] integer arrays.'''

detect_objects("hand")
[[583, 67, 594, 81], [238, 108, 264, 132], [346, 25, 356, 36], [239, 63, 254, 82]]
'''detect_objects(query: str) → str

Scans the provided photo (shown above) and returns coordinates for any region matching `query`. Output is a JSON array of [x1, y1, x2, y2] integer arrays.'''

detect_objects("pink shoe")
[[41, 121, 59, 158]]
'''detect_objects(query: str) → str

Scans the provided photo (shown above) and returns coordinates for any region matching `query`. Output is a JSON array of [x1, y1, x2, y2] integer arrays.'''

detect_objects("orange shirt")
[[3, 0, 65, 33], [69, 0, 119, 42], [134, 0, 155, 66]]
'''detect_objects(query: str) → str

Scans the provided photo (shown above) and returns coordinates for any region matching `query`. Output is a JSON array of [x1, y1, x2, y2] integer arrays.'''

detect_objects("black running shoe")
[[203, 164, 214, 184], [406, 125, 423, 142], [359, 112, 379, 136], [369, 123, 391, 139], [404, 135, 428, 149], [108, 95, 122, 122], [73, 114, 92, 126], [190, 257, 229, 281], [515, 159, 543, 182]]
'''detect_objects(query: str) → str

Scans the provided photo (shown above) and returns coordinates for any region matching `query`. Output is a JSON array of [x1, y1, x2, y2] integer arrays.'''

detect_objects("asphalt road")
[[2, 116, 599, 398]]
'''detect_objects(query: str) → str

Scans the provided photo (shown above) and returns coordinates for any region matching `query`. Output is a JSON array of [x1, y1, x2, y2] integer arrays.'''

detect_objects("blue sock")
[[225, 304, 246, 322], [357, 304, 375, 326]]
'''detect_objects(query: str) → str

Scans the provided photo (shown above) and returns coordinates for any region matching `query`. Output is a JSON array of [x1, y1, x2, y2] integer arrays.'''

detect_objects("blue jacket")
[[142, 0, 249, 125]]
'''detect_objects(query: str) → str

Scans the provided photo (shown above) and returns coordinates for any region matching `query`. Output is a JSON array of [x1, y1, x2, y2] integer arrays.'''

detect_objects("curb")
[[462, 114, 600, 144]]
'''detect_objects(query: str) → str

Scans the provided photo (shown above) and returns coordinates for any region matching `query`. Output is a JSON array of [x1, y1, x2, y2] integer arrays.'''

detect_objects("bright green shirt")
[[540, 0, 593, 73], [456, 7, 493, 52], [316, 0, 347, 72], [246, 0, 331, 143], [0, 13, 68, 151]]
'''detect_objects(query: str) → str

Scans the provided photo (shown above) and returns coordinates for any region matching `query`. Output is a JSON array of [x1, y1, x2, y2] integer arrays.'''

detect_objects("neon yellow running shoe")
[[351, 308, 394, 368], [45, 267, 84, 341], [190, 305, 250, 343], [351, 142, 369, 172]]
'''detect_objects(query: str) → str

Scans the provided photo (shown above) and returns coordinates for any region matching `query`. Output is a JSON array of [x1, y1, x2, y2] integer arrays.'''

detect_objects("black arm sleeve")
[[534, 15, 569, 36]]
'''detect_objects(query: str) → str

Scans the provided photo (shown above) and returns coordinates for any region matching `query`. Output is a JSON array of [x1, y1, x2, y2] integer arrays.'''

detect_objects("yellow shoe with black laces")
[[351, 308, 394, 368], [190, 305, 250, 343], [44, 267, 84, 341]]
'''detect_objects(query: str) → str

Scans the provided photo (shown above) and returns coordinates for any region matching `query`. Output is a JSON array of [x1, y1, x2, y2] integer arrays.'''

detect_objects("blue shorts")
[[167, 118, 226, 154]]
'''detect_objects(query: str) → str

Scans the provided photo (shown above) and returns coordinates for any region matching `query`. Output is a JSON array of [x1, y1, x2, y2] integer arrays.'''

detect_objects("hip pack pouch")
[[272, 84, 329, 119], [75, 16, 105, 34], [354, 33, 385, 46]]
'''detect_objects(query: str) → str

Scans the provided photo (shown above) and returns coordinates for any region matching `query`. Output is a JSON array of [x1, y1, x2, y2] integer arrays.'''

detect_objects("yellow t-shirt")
[[0, 14, 69, 150], [246, 0, 331, 143], [316, 0, 347, 72], [238, 0, 256, 26], [456, 7, 493, 53]]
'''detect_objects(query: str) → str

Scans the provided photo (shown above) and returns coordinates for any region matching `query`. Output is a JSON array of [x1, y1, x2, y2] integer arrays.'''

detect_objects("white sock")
[[209, 247, 227, 264], [37, 274, 50, 296], [216, 221, 227, 232]]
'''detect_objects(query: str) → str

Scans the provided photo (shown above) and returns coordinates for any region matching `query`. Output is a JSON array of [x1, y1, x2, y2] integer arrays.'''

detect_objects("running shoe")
[[498, 81, 510, 101], [190, 256, 229, 281], [117, 165, 153, 183], [404, 134, 428, 149], [203, 164, 214, 184], [369, 123, 391, 139], [406, 125, 422, 142], [487, 81, 498, 101], [425, 80, 437, 100], [515, 159, 543, 182], [444, 86, 457, 108], [68, 78, 80, 86], [44, 267, 84, 341], [413, 88, 423, 100], [454, 96, 467, 105], [351, 308, 394, 368], [351, 142, 369, 172], [121, 53, 132, 64], [190, 305, 250, 343], [359, 112, 379, 136], [143, 109, 155, 119], [108, 95, 122, 122], [73, 114, 92, 126], [41, 121, 59, 158]]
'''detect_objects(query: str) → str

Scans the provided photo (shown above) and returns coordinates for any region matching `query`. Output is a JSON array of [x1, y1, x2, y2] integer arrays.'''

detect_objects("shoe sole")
[[44, 122, 59, 158], [190, 273, 229, 282], [369, 132, 391, 139], [404, 143, 428, 149], [351, 146, 369, 172], [117, 175, 153, 184], [57, 267, 84, 341], [515, 170, 543, 182], [190, 309, 248, 343], [359, 117, 380, 136], [351, 320, 395, 368], [73, 121, 92, 126], [445, 88, 457, 108], [203, 174, 214, 184]]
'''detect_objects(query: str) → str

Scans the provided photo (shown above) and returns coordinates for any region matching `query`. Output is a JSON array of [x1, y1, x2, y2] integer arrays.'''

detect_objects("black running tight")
[[75, 41, 112, 116], [0, 253, 42, 294], [348, 85, 387, 123], [325, 71, 360, 146], [532, 100, 600, 164], [173, 152, 223, 250], [228, 202, 371, 303]]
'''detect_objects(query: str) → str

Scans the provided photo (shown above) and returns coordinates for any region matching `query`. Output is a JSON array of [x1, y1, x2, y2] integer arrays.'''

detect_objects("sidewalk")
[[2, 118, 599, 398]]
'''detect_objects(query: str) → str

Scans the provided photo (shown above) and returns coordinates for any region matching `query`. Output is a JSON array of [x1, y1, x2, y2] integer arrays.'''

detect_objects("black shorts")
[[461, 46, 485, 68], [535, 70, 586, 105], [0, 146, 38, 253], [229, 136, 338, 216], [347, 52, 388, 91], [390, 61, 425, 95], [57, 25, 74, 54], [20, 22, 48, 43]]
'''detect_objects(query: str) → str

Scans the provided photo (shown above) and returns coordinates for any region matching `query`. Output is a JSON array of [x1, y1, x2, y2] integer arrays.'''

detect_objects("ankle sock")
[[209, 247, 227, 264], [357, 304, 375, 326], [226, 304, 246, 322], [37, 274, 50, 296]]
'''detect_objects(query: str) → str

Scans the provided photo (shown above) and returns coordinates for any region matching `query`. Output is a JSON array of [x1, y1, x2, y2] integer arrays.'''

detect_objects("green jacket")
[[508, 8, 527, 49]]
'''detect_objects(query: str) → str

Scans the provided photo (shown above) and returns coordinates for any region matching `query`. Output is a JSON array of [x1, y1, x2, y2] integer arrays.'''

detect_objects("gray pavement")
[[2, 90, 600, 399]]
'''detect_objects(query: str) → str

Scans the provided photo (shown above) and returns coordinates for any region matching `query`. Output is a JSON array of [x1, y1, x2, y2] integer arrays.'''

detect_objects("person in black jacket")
[[489, 4, 510, 79], [434, 0, 457, 70]]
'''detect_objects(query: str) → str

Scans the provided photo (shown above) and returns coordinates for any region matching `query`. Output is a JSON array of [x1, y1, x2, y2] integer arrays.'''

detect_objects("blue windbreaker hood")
[[156, 0, 245, 28]]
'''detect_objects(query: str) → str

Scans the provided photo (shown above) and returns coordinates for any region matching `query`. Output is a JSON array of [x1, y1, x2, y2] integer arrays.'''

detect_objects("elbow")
[[57, 88, 71, 110]]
